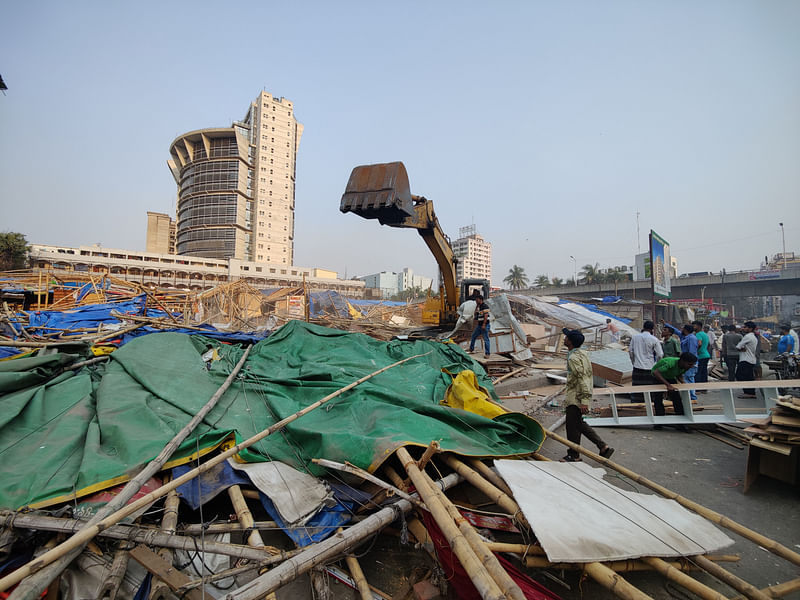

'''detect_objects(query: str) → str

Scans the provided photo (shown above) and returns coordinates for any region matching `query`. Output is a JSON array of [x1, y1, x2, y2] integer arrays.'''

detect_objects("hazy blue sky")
[[1, 1, 798, 285]]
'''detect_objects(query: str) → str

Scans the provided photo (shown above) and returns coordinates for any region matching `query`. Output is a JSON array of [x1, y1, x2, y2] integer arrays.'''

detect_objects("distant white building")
[[359, 268, 432, 299], [452, 225, 492, 286]]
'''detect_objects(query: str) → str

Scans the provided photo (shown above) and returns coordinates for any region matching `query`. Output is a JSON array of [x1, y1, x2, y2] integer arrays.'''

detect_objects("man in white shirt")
[[629, 320, 664, 401], [790, 327, 800, 356], [735, 321, 758, 398]]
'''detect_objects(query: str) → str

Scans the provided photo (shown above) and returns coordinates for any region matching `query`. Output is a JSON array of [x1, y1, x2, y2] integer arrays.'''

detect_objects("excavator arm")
[[340, 162, 460, 322]]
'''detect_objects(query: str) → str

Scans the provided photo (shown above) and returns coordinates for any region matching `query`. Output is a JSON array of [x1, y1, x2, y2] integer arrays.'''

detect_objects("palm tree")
[[551, 277, 564, 287], [534, 274, 550, 287], [580, 263, 603, 285], [504, 265, 529, 290], [605, 271, 626, 295], [565, 277, 576, 286]]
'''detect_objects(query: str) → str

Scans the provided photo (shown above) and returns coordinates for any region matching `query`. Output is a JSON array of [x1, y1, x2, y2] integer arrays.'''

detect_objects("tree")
[[534, 274, 550, 287], [391, 286, 424, 302], [0, 232, 29, 271], [551, 277, 564, 287], [565, 277, 576, 286], [503, 265, 529, 290], [605, 270, 627, 295], [580, 263, 603, 285]]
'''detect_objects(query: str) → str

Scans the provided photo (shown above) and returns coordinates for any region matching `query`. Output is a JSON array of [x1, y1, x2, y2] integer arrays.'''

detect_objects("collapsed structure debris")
[[2, 274, 799, 599]]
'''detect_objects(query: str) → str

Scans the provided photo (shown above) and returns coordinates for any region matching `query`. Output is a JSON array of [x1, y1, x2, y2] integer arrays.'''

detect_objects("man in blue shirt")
[[778, 325, 795, 354], [679, 324, 699, 400]]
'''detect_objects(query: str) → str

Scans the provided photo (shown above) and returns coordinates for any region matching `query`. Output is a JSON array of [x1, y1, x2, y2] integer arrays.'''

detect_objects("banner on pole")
[[650, 230, 671, 298]]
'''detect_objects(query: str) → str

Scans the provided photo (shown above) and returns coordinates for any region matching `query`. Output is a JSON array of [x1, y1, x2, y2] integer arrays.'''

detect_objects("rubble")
[[2, 278, 799, 599]]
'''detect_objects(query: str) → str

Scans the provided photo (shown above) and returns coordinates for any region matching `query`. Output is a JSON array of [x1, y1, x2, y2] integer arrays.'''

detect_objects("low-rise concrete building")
[[29, 244, 365, 296]]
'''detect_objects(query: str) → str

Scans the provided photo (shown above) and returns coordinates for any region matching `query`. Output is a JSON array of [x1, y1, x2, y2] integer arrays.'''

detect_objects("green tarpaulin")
[[0, 321, 544, 509]]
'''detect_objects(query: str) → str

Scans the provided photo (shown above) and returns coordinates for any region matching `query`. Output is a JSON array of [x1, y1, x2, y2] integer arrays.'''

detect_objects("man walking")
[[561, 329, 614, 462], [629, 321, 663, 402], [721, 325, 742, 382], [693, 321, 711, 390], [735, 321, 758, 398], [679, 324, 699, 401], [468, 295, 491, 357]]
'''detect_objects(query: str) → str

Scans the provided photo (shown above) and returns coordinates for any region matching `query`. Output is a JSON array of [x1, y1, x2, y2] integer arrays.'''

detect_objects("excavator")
[[340, 161, 490, 327]]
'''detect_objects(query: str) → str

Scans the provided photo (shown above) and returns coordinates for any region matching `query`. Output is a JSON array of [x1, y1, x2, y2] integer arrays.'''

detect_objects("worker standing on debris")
[[650, 352, 697, 431], [561, 328, 614, 462], [721, 324, 742, 381], [629, 321, 663, 402], [735, 321, 758, 398], [693, 321, 711, 391], [468, 295, 491, 357], [603, 318, 620, 344], [660, 325, 681, 358]]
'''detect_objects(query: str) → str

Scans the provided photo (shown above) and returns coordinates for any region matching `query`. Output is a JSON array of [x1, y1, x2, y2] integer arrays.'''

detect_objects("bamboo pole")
[[468, 459, 513, 497], [98, 543, 132, 600], [492, 366, 527, 385], [340, 529, 372, 600], [640, 557, 727, 600], [149, 488, 180, 600], [176, 562, 263, 593], [414, 455, 527, 600], [3, 345, 252, 599], [313, 458, 426, 510], [224, 473, 461, 600], [396, 447, 505, 600], [227, 483, 279, 600], [730, 576, 800, 600], [0, 512, 300, 563], [441, 454, 529, 529], [691, 555, 770, 600], [0, 350, 430, 594], [523, 556, 737, 572], [382, 465, 407, 491], [228, 485, 269, 550], [417, 440, 440, 471], [583, 561, 655, 600], [543, 430, 800, 569]]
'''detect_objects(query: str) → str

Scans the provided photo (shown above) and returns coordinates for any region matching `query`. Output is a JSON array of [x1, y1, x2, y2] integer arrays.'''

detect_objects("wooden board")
[[129, 545, 204, 600]]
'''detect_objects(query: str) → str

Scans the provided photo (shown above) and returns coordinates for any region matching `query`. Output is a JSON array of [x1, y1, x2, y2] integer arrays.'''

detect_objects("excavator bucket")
[[340, 162, 414, 226]]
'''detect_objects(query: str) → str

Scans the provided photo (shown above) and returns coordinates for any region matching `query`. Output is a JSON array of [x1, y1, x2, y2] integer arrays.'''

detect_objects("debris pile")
[[2, 312, 800, 599]]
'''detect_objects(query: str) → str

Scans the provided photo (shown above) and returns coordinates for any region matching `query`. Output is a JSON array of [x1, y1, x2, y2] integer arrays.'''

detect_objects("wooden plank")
[[128, 545, 205, 600], [771, 414, 800, 428], [749, 438, 794, 455]]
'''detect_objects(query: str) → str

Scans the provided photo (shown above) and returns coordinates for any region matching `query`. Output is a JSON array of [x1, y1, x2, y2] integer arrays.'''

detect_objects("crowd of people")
[[559, 317, 797, 461]]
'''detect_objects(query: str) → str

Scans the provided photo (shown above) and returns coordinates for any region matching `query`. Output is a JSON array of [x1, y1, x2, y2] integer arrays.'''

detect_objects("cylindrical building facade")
[[168, 129, 251, 259]]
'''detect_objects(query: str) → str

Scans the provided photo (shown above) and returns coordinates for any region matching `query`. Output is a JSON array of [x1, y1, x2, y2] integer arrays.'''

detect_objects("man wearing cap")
[[651, 352, 697, 431], [561, 328, 614, 462], [629, 321, 663, 402]]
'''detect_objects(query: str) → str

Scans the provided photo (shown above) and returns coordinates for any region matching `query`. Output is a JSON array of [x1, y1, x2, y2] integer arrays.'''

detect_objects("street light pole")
[[779, 222, 786, 269], [570, 255, 577, 286]]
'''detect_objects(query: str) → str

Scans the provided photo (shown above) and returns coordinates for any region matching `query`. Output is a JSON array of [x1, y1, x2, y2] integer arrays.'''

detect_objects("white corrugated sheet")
[[495, 459, 733, 563]]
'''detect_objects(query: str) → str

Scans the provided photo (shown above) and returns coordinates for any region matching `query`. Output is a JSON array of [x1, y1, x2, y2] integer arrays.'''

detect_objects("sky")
[[1, 1, 798, 286]]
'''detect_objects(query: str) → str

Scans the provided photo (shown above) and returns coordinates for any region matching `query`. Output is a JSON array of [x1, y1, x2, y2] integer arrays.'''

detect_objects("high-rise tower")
[[168, 91, 303, 262]]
